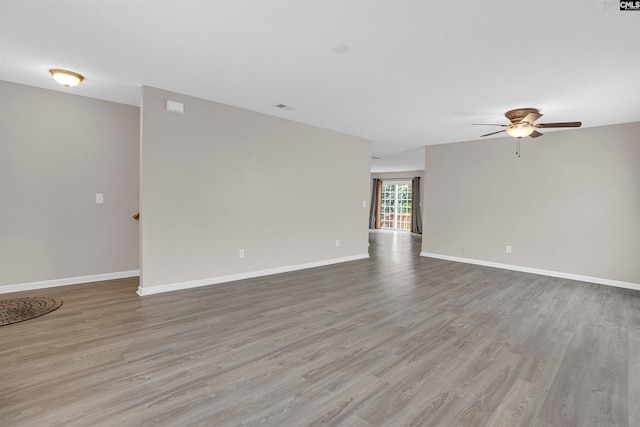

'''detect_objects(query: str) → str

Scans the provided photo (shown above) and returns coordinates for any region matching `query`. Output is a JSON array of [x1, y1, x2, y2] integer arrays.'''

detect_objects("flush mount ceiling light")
[[49, 69, 84, 87]]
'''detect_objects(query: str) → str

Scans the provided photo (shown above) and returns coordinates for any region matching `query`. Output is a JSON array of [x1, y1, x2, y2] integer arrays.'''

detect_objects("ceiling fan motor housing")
[[505, 108, 540, 123]]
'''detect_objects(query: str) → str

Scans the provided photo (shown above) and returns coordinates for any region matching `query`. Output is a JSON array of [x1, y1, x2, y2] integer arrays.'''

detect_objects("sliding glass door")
[[379, 182, 412, 230]]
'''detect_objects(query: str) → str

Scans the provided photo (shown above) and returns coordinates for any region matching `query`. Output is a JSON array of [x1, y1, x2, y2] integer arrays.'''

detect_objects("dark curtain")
[[369, 178, 380, 229], [412, 177, 422, 234]]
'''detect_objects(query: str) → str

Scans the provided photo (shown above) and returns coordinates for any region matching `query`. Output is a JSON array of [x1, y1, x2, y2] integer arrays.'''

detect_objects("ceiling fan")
[[473, 108, 582, 156], [474, 108, 582, 139]]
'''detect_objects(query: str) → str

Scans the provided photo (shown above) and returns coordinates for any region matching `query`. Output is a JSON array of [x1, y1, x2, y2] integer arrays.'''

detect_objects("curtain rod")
[[374, 177, 417, 181]]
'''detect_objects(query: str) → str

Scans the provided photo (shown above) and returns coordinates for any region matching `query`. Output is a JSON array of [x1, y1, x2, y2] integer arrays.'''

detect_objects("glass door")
[[379, 182, 412, 230]]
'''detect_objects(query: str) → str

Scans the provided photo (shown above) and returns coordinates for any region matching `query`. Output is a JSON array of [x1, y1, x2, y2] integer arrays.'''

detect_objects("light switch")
[[96, 193, 104, 204]]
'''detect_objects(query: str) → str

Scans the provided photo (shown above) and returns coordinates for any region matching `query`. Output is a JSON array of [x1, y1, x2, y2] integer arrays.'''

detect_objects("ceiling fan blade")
[[480, 130, 507, 137], [529, 130, 543, 138], [522, 112, 542, 123], [472, 123, 508, 127], [536, 121, 582, 128]]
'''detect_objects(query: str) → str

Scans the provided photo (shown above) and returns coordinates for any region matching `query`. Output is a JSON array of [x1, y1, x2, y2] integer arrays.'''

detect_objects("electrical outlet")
[[239, 249, 245, 258], [506, 245, 512, 254], [96, 193, 104, 204]]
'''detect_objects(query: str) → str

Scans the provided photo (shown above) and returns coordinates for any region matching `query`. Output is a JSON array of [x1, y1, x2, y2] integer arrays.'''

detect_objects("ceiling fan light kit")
[[473, 108, 582, 157], [505, 123, 535, 138]]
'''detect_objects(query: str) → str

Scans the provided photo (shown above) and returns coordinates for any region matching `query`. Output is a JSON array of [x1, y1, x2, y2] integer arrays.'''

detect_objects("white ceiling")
[[1, 1, 638, 172]]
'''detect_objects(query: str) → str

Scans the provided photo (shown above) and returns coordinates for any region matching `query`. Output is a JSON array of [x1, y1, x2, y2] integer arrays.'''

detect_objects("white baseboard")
[[420, 252, 640, 292], [0, 270, 140, 294], [137, 254, 370, 296]]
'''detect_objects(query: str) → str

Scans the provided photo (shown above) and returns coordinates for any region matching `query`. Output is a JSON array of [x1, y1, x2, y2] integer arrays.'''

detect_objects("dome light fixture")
[[505, 122, 535, 138], [49, 69, 84, 87]]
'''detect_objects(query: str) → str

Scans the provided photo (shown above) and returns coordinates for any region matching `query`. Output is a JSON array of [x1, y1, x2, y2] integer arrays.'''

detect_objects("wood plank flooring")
[[1, 230, 639, 426]]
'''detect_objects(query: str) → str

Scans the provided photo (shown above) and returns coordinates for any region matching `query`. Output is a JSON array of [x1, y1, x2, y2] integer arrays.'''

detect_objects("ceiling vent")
[[274, 104, 294, 111]]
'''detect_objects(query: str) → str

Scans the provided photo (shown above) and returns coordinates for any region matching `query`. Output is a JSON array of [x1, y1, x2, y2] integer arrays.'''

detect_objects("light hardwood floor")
[[1, 231, 639, 426]]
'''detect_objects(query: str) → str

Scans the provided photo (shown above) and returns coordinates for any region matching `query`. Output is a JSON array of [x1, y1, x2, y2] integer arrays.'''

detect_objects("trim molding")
[[137, 253, 370, 296], [420, 252, 640, 292], [0, 270, 140, 294]]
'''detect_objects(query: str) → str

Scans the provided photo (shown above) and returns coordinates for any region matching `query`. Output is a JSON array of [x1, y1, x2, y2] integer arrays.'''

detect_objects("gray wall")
[[139, 86, 371, 293], [422, 122, 640, 285], [0, 81, 140, 287]]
